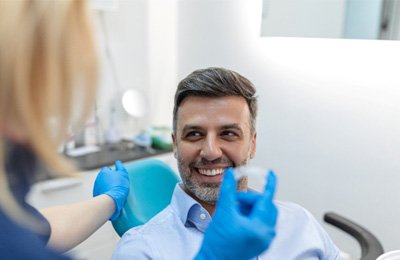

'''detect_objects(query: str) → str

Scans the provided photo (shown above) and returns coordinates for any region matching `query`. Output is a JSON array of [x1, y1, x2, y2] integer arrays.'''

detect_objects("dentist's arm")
[[41, 161, 130, 252], [195, 168, 278, 260]]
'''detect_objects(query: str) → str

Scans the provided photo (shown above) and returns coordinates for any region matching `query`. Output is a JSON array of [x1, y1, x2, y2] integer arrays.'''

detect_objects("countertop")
[[65, 142, 172, 171]]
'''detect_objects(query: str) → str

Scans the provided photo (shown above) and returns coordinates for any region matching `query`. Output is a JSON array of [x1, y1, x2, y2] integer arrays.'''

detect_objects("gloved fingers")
[[257, 199, 278, 226], [236, 190, 261, 203], [251, 171, 278, 223], [115, 160, 128, 174], [216, 168, 237, 209], [101, 166, 112, 173], [236, 191, 261, 215], [93, 163, 129, 196], [93, 167, 111, 196], [264, 170, 277, 199]]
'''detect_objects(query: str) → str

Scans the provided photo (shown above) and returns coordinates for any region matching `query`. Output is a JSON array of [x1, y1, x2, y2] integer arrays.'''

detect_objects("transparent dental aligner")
[[233, 164, 268, 187]]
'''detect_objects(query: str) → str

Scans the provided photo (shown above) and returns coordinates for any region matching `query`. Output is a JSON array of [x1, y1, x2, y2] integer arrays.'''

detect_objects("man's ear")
[[250, 132, 257, 159], [172, 133, 177, 158]]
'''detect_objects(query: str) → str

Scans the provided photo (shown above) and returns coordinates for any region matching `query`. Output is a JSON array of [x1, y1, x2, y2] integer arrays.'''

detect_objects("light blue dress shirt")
[[112, 184, 341, 260]]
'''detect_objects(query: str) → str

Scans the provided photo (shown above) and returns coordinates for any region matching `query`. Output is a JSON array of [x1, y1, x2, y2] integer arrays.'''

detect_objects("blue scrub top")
[[0, 140, 70, 260]]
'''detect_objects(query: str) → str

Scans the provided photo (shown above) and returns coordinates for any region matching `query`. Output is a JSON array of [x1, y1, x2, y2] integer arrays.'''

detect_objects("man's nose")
[[200, 135, 222, 161]]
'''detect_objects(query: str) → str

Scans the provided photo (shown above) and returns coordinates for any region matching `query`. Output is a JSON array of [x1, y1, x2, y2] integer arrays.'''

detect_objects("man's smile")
[[197, 168, 225, 176]]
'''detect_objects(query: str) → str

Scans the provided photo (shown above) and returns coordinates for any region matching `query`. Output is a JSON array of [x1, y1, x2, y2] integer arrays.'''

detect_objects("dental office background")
[[58, 0, 400, 258]]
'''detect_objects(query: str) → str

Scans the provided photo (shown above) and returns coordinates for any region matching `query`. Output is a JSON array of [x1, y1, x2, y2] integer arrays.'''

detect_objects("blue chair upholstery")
[[112, 158, 180, 237]]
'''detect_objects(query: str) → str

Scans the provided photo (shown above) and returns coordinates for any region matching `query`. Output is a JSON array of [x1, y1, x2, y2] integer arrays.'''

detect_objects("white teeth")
[[198, 168, 224, 176]]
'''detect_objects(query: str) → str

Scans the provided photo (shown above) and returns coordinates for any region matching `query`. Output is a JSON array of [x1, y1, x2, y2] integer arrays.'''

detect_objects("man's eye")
[[184, 131, 202, 139], [221, 131, 238, 138]]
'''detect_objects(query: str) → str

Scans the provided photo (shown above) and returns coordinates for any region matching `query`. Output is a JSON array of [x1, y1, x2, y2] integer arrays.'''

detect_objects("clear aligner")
[[233, 164, 266, 181]]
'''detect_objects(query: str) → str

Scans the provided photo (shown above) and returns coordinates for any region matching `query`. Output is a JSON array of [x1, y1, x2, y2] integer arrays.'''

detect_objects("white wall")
[[253, 38, 400, 258], [259, 0, 384, 40], [92, 0, 151, 138], [93, 0, 177, 139], [96, 0, 400, 258], [261, 0, 346, 38]]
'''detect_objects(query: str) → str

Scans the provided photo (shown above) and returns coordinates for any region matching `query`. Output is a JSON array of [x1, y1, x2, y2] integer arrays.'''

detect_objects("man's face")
[[172, 96, 256, 206]]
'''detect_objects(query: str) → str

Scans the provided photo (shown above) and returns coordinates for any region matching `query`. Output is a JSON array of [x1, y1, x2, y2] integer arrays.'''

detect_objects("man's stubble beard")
[[176, 155, 249, 206]]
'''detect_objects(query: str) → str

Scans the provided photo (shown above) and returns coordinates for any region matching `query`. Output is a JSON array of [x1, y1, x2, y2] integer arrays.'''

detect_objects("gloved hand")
[[195, 168, 278, 260], [93, 160, 130, 221]]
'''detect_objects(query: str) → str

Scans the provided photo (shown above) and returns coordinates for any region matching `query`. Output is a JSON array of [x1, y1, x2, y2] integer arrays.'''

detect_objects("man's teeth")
[[198, 168, 224, 176]]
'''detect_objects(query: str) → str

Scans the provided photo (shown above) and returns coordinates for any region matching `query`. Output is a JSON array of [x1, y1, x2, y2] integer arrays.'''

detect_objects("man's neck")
[[181, 185, 217, 216], [201, 201, 216, 216], [181, 179, 249, 216]]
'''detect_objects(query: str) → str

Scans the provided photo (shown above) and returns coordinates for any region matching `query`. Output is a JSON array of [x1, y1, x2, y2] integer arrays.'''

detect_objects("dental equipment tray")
[[65, 142, 172, 171]]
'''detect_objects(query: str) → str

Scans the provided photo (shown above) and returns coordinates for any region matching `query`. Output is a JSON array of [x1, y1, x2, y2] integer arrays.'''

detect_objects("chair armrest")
[[324, 212, 384, 260]]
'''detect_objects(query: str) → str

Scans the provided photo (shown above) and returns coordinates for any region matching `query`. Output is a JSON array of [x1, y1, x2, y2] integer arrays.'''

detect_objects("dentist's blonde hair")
[[0, 0, 97, 227]]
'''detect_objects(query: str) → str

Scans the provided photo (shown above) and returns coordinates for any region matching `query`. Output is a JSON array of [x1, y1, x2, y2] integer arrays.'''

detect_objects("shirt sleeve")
[[302, 208, 342, 260]]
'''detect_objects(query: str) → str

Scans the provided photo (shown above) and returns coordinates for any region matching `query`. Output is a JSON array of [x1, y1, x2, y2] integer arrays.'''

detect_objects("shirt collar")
[[170, 183, 212, 233]]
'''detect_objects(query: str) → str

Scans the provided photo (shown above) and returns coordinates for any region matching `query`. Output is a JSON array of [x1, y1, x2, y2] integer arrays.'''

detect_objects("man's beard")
[[177, 156, 249, 205]]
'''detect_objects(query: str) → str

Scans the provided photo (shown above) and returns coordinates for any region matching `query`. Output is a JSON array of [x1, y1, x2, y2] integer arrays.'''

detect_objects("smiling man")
[[112, 67, 341, 259], [174, 95, 254, 215]]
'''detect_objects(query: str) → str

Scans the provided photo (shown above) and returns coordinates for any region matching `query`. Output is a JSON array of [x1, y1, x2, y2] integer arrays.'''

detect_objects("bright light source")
[[122, 89, 147, 118]]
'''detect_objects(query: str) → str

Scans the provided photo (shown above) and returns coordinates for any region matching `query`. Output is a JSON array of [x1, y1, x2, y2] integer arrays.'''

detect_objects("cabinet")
[[27, 153, 176, 260]]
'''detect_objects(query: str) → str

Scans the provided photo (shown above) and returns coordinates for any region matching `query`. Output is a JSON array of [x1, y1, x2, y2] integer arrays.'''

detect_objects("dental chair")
[[112, 158, 180, 237], [323, 212, 384, 260]]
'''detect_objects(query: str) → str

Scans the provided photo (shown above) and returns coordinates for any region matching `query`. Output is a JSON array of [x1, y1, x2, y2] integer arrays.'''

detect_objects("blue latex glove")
[[195, 168, 278, 260], [236, 190, 264, 216], [93, 160, 130, 221]]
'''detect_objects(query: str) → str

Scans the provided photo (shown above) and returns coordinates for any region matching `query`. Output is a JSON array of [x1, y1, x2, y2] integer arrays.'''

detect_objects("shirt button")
[[199, 213, 206, 220]]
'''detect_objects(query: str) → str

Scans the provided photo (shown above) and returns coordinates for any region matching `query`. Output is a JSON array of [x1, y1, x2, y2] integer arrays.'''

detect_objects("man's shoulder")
[[265, 201, 341, 259], [275, 200, 308, 211], [112, 202, 203, 259], [275, 200, 309, 214], [112, 205, 177, 258], [122, 205, 177, 238], [274, 200, 319, 226]]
